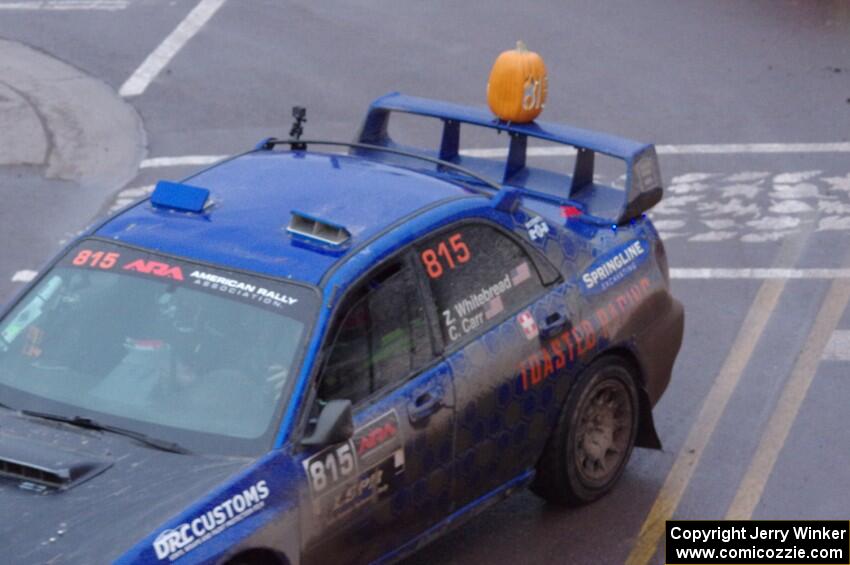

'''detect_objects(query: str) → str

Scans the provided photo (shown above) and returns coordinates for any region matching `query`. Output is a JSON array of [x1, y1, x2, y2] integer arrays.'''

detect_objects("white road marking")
[[108, 184, 154, 212], [671, 268, 850, 279], [670, 172, 714, 183], [771, 183, 820, 199], [774, 171, 822, 183], [0, 0, 129, 10], [651, 219, 686, 231], [119, 0, 227, 98], [823, 174, 850, 192], [11, 270, 37, 282], [657, 143, 850, 155], [138, 143, 850, 168], [688, 231, 736, 242], [653, 170, 850, 242], [823, 330, 850, 361], [139, 155, 226, 168], [726, 172, 769, 182], [462, 146, 574, 158], [703, 219, 736, 230], [819, 216, 850, 231], [118, 185, 155, 198], [461, 142, 850, 159]]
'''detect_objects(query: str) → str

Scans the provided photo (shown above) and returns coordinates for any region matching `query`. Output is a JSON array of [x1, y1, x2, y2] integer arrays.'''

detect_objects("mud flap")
[[635, 385, 662, 450]]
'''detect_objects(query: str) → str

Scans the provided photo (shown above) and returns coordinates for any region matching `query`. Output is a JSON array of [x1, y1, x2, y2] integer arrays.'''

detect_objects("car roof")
[[95, 150, 477, 286]]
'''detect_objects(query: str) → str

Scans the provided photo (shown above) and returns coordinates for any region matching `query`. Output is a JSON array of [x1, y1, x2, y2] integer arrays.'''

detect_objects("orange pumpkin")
[[487, 41, 548, 123]]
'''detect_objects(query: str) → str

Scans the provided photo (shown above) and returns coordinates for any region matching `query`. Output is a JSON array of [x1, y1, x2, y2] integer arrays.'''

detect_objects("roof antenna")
[[290, 106, 307, 150]]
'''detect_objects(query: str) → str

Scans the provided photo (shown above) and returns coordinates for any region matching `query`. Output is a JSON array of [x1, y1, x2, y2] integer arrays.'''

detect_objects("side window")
[[319, 261, 432, 404], [417, 223, 544, 345]]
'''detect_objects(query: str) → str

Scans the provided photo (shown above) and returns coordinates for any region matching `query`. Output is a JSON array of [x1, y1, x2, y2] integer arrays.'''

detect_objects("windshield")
[[0, 240, 317, 456]]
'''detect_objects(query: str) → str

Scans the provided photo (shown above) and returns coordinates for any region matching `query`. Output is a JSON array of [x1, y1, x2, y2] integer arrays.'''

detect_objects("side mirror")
[[301, 399, 354, 447]]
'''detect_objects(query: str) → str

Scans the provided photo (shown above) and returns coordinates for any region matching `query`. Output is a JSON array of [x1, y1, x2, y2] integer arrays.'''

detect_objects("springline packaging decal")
[[580, 238, 648, 295]]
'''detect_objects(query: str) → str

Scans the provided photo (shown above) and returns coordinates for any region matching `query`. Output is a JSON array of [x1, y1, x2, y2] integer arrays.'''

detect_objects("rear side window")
[[319, 262, 432, 404], [416, 224, 544, 345]]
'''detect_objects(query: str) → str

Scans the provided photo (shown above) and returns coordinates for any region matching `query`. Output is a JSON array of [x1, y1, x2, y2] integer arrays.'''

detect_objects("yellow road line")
[[625, 280, 785, 565], [726, 279, 850, 519]]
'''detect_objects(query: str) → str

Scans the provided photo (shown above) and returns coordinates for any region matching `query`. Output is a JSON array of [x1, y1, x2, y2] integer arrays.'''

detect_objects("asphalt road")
[[0, 1, 849, 563]]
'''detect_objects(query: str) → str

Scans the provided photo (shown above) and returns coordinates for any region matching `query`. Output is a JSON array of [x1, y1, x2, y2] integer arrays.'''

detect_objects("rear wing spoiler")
[[355, 92, 663, 223]]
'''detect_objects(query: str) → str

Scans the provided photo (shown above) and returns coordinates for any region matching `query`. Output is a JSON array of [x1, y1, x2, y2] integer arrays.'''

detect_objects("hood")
[[0, 409, 255, 563]]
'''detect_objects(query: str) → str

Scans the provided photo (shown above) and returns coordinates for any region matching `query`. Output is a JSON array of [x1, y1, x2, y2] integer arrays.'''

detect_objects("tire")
[[531, 354, 639, 506]]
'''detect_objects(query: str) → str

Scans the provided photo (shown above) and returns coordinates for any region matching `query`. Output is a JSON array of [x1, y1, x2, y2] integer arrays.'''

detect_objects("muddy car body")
[[0, 93, 683, 564]]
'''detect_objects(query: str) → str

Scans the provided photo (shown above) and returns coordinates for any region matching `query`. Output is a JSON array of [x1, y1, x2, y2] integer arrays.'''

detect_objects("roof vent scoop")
[[287, 211, 351, 246]]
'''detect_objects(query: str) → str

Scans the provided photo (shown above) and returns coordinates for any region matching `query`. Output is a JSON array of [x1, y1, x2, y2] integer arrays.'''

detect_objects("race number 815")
[[306, 444, 355, 493], [420, 233, 471, 279]]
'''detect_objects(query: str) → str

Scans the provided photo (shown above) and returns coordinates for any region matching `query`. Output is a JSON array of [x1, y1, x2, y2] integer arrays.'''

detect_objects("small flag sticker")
[[484, 295, 504, 320], [510, 261, 531, 286], [517, 310, 538, 340]]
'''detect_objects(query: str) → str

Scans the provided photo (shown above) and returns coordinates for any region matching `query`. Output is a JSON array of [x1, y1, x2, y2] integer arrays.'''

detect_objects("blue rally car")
[[0, 93, 683, 564]]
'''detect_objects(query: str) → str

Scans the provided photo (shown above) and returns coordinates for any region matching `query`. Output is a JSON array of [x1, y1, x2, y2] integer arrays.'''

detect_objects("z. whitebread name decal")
[[153, 480, 270, 562]]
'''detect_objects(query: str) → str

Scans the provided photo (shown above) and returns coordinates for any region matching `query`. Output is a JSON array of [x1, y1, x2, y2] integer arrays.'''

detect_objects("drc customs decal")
[[580, 239, 648, 295], [153, 480, 270, 562], [303, 410, 404, 526]]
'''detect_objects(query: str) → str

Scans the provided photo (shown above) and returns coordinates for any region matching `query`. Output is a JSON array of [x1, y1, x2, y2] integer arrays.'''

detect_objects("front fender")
[[117, 450, 305, 565]]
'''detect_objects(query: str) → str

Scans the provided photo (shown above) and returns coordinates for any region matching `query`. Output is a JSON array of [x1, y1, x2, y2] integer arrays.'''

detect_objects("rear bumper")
[[638, 295, 685, 406]]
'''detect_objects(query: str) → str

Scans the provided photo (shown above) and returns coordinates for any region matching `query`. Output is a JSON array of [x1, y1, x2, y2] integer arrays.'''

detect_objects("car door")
[[413, 221, 563, 510], [300, 256, 455, 565]]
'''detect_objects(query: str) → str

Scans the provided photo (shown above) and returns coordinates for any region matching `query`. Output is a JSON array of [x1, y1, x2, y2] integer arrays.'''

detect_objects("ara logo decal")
[[517, 310, 539, 340], [580, 239, 648, 295], [123, 259, 185, 280], [354, 410, 401, 460]]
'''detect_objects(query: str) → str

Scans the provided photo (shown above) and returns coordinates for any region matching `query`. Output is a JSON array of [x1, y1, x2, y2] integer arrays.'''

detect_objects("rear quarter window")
[[416, 223, 544, 345]]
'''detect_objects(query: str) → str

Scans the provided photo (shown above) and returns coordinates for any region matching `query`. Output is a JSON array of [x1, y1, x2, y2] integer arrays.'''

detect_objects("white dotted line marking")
[[0, 0, 129, 10], [11, 270, 37, 283]]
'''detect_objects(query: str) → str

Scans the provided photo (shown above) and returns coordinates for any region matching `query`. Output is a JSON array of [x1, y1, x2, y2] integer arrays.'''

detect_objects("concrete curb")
[[0, 39, 146, 189]]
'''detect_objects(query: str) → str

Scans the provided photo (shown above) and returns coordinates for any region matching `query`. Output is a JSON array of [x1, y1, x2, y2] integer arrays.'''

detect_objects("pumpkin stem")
[[516, 40, 528, 53]]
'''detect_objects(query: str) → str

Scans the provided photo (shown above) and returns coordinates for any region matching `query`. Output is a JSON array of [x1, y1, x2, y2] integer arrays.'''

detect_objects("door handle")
[[540, 311, 570, 339], [408, 388, 443, 424]]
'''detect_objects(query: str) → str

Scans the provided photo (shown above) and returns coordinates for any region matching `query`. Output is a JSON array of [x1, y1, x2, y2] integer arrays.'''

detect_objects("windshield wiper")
[[21, 409, 191, 454]]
